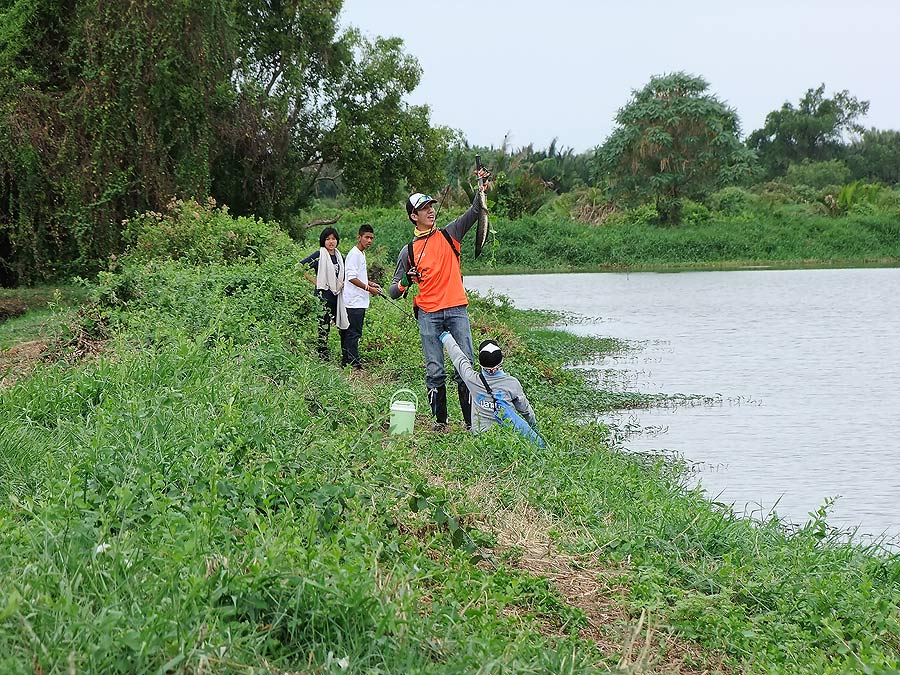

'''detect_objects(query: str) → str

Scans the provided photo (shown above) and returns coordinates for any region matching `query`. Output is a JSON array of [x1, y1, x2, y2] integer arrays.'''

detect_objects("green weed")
[[1, 207, 898, 674]]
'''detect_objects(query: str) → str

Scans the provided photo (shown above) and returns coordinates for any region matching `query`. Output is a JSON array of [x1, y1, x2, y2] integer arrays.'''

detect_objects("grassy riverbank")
[[2, 202, 899, 674], [311, 203, 900, 277]]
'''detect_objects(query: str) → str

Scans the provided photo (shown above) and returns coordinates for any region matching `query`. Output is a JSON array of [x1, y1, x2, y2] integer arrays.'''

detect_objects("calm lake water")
[[465, 268, 900, 545]]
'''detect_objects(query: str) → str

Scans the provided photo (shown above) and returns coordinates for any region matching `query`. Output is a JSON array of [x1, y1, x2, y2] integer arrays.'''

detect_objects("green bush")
[[775, 202, 829, 219], [818, 184, 843, 200], [708, 186, 760, 217], [755, 181, 819, 207], [625, 203, 660, 226], [681, 198, 711, 225], [875, 187, 900, 217], [122, 198, 294, 265], [785, 159, 852, 189], [849, 200, 878, 217], [537, 187, 616, 225], [489, 171, 552, 219], [835, 181, 886, 217]]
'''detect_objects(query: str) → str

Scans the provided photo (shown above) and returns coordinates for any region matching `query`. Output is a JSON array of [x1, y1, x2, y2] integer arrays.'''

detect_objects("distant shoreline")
[[463, 257, 900, 276]]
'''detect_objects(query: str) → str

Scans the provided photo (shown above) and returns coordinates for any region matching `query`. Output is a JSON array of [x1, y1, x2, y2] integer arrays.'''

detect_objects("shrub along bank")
[[310, 189, 900, 277], [1, 200, 898, 674]]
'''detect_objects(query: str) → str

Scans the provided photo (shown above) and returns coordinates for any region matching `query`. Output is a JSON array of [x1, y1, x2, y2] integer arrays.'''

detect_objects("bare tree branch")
[[303, 215, 341, 231]]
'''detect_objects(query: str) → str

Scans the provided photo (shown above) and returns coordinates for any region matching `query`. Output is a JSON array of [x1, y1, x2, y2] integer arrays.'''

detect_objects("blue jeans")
[[417, 305, 474, 390]]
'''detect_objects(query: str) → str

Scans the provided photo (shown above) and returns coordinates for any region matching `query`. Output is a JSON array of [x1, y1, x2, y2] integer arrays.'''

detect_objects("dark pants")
[[316, 291, 346, 359], [341, 307, 366, 368]]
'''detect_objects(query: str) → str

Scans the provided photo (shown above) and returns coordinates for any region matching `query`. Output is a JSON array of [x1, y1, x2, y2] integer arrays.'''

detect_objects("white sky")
[[339, 0, 899, 153]]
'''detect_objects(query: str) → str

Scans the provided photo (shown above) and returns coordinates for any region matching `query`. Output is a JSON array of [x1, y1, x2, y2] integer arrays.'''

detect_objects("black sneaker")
[[431, 422, 449, 433]]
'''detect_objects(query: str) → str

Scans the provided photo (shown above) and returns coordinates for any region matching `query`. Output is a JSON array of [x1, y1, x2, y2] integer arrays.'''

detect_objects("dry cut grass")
[[0, 339, 46, 389], [453, 472, 734, 674]]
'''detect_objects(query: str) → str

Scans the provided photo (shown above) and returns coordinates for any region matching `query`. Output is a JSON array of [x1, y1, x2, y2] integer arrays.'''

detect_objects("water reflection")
[[466, 268, 900, 545]]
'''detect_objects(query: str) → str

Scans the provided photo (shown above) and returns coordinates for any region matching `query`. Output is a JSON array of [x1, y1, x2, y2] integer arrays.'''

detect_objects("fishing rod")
[[408, 183, 452, 282], [376, 290, 416, 322], [432, 183, 452, 226]]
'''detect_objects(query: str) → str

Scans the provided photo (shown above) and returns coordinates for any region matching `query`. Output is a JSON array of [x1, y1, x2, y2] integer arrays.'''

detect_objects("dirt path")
[[0, 339, 47, 389], [413, 464, 736, 674]]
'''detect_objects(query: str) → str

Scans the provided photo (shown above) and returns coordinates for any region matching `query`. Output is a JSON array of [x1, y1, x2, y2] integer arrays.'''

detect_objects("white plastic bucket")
[[389, 388, 418, 435]]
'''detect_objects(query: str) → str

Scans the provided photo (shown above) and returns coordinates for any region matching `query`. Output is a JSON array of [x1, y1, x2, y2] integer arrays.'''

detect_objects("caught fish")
[[473, 154, 490, 260]]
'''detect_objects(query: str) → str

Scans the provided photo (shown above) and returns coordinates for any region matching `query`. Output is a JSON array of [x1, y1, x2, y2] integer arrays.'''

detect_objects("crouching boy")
[[439, 331, 544, 446]]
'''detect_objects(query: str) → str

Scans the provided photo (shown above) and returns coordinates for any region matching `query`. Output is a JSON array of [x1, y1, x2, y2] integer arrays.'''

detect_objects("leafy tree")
[[746, 85, 869, 178], [1, 0, 235, 284], [846, 128, 900, 186], [214, 10, 453, 216], [593, 72, 756, 222], [326, 34, 455, 205], [784, 159, 851, 190], [0, 0, 449, 285]]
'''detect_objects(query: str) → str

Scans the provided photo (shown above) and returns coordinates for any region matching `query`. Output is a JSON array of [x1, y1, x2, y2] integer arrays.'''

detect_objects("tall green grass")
[[0, 285, 88, 349], [1, 203, 898, 673], [324, 204, 900, 277]]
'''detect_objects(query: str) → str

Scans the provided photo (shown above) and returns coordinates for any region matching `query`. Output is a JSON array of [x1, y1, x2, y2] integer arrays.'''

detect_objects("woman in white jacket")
[[300, 226, 348, 360]]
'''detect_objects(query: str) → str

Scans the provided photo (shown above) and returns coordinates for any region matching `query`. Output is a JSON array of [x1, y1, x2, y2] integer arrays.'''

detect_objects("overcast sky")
[[339, 0, 899, 153]]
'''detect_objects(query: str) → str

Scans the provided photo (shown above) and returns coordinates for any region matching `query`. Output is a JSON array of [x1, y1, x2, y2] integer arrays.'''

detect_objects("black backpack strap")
[[402, 239, 416, 299], [440, 229, 460, 262], [478, 372, 493, 395], [406, 239, 416, 270], [478, 372, 500, 418]]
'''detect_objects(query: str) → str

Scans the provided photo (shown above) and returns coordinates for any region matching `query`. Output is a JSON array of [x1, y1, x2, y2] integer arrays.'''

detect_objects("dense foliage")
[[0, 0, 450, 284], [746, 85, 870, 179], [454, 80, 898, 231], [337, 189, 900, 278], [443, 138, 593, 220], [846, 128, 900, 185], [2, 207, 899, 673], [592, 73, 757, 223], [2, 0, 898, 286]]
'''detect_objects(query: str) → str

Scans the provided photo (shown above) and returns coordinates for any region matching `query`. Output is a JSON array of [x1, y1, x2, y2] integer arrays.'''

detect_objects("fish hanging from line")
[[473, 154, 490, 260]]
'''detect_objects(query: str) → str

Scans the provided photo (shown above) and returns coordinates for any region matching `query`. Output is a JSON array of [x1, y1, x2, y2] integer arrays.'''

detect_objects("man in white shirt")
[[341, 224, 381, 369]]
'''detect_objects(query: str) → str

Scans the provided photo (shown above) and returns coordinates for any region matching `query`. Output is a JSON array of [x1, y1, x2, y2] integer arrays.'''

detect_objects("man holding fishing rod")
[[388, 166, 491, 432]]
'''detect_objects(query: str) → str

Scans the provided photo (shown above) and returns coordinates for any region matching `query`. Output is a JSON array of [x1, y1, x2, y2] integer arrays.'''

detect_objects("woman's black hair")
[[319, 227, 340, 247]]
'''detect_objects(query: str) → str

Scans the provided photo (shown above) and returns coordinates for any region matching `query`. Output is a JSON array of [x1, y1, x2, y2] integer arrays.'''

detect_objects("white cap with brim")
[[407, 193, 437, 218]]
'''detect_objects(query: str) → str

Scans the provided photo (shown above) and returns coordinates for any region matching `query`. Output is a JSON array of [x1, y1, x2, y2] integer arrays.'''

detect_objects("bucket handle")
[[390, 388, 418, 408]]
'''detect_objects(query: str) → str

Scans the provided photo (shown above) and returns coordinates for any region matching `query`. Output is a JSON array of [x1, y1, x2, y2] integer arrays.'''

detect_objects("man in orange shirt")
[[388, 174, 490, 431]]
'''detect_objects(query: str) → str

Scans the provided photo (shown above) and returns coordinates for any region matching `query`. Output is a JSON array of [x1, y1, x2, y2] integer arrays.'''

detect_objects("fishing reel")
[[475, 154, 493, 184], [401, 267, 421, 298], [406, 266, 423, 284]]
